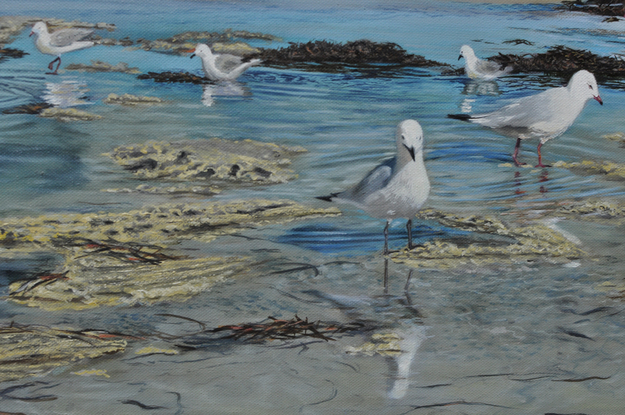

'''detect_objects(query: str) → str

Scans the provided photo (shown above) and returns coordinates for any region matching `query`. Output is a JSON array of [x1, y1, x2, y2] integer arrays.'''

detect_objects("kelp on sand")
[[0, 324, 127, 382], [0, 199, 339, 248], [106, 138, 307, 188], [1, 199, 340, 309], [391, 209, 587, 269], [8, 249, 252, 310]]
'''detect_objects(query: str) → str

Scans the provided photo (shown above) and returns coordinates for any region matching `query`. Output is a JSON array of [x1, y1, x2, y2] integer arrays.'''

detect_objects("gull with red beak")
[[189, 43, 261, 82], [317, 120, 430, 254], [29, 21, 95, 75], [448, 70, 602, 167]]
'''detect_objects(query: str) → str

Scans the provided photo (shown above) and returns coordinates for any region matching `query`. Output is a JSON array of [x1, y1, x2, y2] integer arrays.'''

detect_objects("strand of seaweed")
[[52, 236, 187, 264], [152, 314, 367, 346]]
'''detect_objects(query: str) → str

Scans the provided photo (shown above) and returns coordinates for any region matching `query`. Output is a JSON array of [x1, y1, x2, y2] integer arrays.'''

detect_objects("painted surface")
[[1, 1, 624, 413]]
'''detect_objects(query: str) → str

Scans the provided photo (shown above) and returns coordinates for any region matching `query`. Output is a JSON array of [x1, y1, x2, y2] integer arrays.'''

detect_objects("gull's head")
[[30, 21, 47, 38], [396, 119, 424, 162], [458, 45, 475, 61], [569, 69, 602, 105], [190, 43, 213, 60]]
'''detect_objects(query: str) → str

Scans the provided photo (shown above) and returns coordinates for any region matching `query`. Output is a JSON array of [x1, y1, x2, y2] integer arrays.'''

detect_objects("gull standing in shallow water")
[[190, 43, 261, 82], [29, 21, 95, 75], [458, 45, 512, 80], [448, 70, 603, 167], [317, 120, 430, 254]]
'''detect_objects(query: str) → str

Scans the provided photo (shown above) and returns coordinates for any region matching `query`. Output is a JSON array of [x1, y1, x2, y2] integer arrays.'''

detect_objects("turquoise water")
[[1, 1, 625, 413]]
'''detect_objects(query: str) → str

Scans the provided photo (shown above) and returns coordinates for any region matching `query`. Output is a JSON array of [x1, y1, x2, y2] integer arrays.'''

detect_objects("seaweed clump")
[[0, 199, 340, 248], [128, 29, 275, 55], [558, 1, 625, 16], [138, 71, 210, 84], [39, 107, 102, 122], [65, 60, 141, 74], [553, 159, 625, 181], [0, 47, 27, 62], [390, 209, 586, 269], [556, 200, 625, 220], [107, 138, 306, 186], [253, 39, 448, 71], [2, 199, 339, 310], [103, 93, 163, 106], [9, 248, 251, 310], [0, 323, 127, 382], [490, 45, 625, 77], [2, 102, 53, 115]]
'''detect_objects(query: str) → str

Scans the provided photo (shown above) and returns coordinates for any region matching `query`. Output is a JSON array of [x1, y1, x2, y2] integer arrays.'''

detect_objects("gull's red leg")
[[513, 137, 526, 166], [47, 57, 61, 74], [535, 142, 551, 168]]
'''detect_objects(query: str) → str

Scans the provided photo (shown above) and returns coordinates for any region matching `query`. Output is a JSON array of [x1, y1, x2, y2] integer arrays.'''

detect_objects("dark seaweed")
[[489, 45, 625, 77], [3, 102, 53, 115], [137, 71, 212, 84], [252, 39, 449, 71], [0, 48, 28, 63], [558, 1, 625, 17]]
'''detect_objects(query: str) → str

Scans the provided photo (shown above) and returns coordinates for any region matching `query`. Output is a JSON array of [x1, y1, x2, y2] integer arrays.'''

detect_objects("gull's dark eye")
[[588, 84, 593, 90]]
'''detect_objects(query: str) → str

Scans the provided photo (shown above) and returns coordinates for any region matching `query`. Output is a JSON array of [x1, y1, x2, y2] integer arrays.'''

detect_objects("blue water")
[[1, 1, 625, 414]]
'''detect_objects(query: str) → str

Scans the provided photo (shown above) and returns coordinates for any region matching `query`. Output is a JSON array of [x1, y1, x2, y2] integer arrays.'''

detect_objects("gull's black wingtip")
[[447, 113, 473, 121], [316, 193, 337, 202]]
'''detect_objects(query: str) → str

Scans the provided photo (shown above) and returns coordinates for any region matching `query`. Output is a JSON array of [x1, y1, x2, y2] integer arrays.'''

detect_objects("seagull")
[[448, 70, 603, 167], [317, 120, 430, 254], [458, 45, 512, 80], [29, 21, 95, 75], [190, 43, 261, 82]]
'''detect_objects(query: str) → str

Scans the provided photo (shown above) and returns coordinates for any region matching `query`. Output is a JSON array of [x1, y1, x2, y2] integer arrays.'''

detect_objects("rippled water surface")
[[1, 1, 625, 414]]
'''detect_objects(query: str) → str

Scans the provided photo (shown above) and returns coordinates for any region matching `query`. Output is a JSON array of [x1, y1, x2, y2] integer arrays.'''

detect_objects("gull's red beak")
[[29, 31, 34, 37], [594, 95, 603, 105]]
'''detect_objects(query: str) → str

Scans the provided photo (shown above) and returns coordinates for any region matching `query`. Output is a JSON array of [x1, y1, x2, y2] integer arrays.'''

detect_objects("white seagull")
[[458, 45, 512, 80], [448, 70, 603, 167], [190, 43, 261, 82], [317, 120, 431, 254], [29, 21, 95, 75]]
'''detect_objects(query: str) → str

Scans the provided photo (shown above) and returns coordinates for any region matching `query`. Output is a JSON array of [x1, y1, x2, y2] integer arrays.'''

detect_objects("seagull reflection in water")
[[201, 81, 251, 107]]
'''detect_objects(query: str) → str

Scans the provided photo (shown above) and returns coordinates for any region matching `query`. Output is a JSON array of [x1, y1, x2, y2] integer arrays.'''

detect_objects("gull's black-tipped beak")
[[594, 95, 603, 105], [190, 53, 196, 59], [404, 144, 416, 161], [458, 54, 462, 60], [29, 31, 34, 37]]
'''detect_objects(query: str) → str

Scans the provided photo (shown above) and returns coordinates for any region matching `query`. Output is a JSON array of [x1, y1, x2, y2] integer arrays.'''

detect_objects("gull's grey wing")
[[472, 87, 564, 130], [339, 158, 395, 203], [475, 58, 510, 75], [215, 54, 244, 73], [49, 28, 94, 47]]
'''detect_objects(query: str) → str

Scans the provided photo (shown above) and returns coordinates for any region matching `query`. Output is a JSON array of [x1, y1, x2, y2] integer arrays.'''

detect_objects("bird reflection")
[[201, 81, 250, 107], [42, 78, 90, 108], [539, 170, 549, 194], [459, 80, 500, 113], [302, 260, 426, 400], [382, 261, 428, 399], [462, 79, 500, 96], [512, 169, 550, 196], [387, 324, 428, 399]]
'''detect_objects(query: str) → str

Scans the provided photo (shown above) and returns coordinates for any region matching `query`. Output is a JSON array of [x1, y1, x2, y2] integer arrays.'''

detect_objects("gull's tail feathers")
[[316, 193, 339, 202], [447, 113, 473, 121]]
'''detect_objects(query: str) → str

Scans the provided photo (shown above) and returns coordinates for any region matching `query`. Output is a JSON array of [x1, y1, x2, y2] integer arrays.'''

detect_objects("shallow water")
[[1, 1, 625, 413]]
